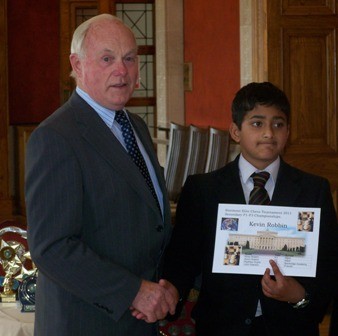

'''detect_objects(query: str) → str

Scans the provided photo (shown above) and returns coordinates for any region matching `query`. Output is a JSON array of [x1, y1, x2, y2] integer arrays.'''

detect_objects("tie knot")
[[251, 171, 270, 187], [115, 110, 128, 125]]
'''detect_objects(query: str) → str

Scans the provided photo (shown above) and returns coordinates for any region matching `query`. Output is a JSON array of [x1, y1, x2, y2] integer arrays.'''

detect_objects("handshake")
[[130, 279, 180, 323]]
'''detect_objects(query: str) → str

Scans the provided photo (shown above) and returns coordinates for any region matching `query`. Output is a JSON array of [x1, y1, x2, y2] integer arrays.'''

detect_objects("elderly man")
[[25, 14, 178, 336]]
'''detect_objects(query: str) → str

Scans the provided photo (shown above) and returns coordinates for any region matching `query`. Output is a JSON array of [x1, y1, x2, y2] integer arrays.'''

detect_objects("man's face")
[[70, 20, 139, 111], [230, 105, 290, 169]]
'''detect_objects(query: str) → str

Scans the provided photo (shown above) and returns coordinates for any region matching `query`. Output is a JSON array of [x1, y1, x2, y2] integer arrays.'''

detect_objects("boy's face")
[[230, 104, 290, 170]]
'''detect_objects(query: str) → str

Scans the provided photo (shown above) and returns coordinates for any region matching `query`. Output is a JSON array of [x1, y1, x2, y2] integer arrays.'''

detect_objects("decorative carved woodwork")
[[268, 0, 338, 209]]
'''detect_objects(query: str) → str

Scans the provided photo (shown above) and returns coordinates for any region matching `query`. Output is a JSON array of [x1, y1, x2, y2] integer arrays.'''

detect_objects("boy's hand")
[[261, 259, 305, 303]]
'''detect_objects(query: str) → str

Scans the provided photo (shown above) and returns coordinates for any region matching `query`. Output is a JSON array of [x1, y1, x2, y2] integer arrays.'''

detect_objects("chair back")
[[204, 127, 230, 172], [182, 125, 209, 184], [164, 123, 189, 202]]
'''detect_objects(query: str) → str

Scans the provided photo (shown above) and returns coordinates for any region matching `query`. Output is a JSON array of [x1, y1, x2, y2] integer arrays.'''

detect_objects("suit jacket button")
[[245, 318, 252, 325], [156, 225, 164, 232]]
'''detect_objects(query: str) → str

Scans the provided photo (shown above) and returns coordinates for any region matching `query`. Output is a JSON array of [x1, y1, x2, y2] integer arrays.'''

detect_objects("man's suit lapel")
[[69, 92, 162, 218]]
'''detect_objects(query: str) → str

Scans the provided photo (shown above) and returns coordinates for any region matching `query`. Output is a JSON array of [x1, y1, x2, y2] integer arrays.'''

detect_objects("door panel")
[[267, 0, 338, 209]]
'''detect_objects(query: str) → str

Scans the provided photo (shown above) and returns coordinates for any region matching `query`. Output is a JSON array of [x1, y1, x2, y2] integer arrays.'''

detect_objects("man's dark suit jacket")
[[25, 92, 172, 336], [163, 156, 338, 336]]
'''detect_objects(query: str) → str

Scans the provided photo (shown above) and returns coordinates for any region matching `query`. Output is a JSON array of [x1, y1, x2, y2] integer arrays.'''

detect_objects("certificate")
[[212, 204, 320, 277]]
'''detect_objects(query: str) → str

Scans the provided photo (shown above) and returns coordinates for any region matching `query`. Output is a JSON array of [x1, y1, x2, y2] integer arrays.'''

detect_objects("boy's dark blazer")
[[163, 155, 338, 336], [25, 92, 172, 336]]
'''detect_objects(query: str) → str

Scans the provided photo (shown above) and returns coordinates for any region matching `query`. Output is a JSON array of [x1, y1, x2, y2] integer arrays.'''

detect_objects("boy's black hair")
[[231, 82, 291, 128]]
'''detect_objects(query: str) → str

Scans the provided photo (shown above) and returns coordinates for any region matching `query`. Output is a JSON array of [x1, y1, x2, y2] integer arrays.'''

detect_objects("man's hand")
[[261, 259, 305, 303], [158, 278, 180, 314], [130, 279, 179, 323]]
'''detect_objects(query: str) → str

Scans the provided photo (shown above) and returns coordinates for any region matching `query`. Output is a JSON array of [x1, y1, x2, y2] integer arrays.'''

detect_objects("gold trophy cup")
[[0, 242, 23, 302]]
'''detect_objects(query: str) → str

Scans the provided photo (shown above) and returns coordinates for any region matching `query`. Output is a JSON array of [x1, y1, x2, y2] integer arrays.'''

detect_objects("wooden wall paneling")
[[13, 126, 35, 218], [60, 0, 72, 103], [0, 0, 14, 221], [99, 0, 112, 13], [282, 0, 335, 15], [60, 0, 98, 104], [267, 0, 338, 209], [284, 28, 336, 154]]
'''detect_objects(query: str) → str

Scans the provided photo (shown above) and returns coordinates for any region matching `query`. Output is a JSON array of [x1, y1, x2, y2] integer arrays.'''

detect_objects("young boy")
[[163, 82, 338, 336]]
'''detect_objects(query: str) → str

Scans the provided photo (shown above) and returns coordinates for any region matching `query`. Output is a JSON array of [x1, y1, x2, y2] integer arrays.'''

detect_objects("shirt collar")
[[76, 87, 124, 129], [239, 154, 280, 184]]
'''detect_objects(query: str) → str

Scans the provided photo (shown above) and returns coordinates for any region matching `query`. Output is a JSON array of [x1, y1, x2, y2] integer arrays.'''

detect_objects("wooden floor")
[[320, 313, 331, 336]]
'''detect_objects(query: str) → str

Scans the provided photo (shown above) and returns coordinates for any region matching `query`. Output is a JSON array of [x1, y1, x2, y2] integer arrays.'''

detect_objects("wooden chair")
[[182, 124, 209, 185], [204, 127, 230, 173], [164, 122, 189, 203]]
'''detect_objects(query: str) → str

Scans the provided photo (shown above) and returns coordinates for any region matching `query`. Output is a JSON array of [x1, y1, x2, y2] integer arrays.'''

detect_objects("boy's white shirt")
[[238, 154, 280, 316]]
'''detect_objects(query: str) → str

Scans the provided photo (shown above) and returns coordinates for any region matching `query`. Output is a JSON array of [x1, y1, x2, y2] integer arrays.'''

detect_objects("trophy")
[[18, 271, 37, 312], [0, 225, 38, 308], [0, 243, 22, 302], [17, 253, 37, 312]]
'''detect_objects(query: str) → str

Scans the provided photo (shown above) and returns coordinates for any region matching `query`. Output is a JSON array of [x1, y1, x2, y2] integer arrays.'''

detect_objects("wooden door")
[[267, 0, 338, 209]]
